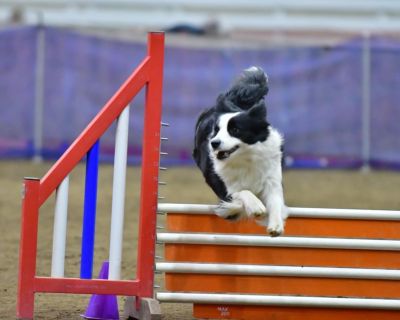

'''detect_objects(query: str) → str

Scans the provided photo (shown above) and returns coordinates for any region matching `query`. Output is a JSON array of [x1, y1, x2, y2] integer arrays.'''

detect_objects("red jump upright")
[[16, 32, 165, 319]]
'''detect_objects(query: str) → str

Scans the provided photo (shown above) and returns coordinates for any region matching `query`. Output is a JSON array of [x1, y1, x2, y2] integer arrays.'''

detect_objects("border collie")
[[193, 67, 287, 236]]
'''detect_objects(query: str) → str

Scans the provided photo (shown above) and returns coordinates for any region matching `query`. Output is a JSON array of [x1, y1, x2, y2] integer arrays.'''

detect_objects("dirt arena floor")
[[1, 160, 400, 319]]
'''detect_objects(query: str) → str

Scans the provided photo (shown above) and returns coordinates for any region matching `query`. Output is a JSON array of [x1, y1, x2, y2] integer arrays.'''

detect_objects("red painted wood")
[[34, 277, 139, 295], [17, 178, 40, 319], [137, 32, 165, 298], [39, 57, 150, 206]]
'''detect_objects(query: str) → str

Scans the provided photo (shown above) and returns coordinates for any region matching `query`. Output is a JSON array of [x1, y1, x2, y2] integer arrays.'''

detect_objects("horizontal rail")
[[156, 292, 400, 310], [157, 233, 400, 251], [13, 0, 400, 35], [11, 0, 400, 13], [290, 207, 400, 220], [34, 277, 139, 295], [157, 203, 400, 220], [156, 262, 400, 280], [158, 203, 217, 213]]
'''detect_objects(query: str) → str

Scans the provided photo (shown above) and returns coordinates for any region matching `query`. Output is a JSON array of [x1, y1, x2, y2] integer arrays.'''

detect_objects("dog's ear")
[[247, 99, 267, 119], [216, 96, 242, 113]]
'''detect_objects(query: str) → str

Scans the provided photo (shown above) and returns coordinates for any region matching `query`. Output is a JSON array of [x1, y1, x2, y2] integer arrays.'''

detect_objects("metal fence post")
[[361, 31, 371, 172], [33, 22, 45, 163]]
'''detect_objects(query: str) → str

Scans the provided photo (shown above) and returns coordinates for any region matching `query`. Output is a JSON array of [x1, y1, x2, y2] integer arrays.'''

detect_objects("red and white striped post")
[[16, 32, 164, 319]]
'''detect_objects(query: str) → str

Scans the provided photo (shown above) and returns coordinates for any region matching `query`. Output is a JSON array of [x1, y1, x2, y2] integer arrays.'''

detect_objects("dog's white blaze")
[[210, 112, 241, 152]]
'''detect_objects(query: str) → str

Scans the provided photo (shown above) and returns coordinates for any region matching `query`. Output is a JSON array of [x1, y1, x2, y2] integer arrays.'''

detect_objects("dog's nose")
[[211, 140, 221, 150]]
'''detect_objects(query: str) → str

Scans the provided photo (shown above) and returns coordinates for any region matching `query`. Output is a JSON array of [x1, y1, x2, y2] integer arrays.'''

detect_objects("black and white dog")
[[193, 67, 287, 236]]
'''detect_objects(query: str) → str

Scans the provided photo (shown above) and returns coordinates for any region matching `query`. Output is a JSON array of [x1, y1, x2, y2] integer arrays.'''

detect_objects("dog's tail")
[[223, 66, 269, 110]]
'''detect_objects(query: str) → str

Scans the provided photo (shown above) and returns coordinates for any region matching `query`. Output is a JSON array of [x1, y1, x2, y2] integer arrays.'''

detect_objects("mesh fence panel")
[[0, 27, 398, 168]]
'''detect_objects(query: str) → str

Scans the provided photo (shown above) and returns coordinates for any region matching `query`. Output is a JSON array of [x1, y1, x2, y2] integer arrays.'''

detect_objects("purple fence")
[[1, 26, 399, 168]]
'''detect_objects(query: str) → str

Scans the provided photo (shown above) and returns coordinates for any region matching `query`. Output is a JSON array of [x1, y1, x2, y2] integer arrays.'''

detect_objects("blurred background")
[[1, 0, 400, 169], [2, 2, 400, 319]]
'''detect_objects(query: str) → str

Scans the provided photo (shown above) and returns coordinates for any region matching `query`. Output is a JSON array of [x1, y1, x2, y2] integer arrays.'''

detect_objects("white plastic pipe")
[[157, 232, 400, 251], [51, 175, 70, 277], [157, 203, 400, 220], [158, 203, 217, 214], [156, 262, 400, 280], [109, 105, 130, 280], [289, 206, 400, 220], [156, 292, 400, 309]]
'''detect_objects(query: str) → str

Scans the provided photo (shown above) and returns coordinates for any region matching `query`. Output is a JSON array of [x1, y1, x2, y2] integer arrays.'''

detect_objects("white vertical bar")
[[361, 31, 371, 172], [51, 175, 70, 277], [33, 24, 45, 163], [109, 105, 130, 280]]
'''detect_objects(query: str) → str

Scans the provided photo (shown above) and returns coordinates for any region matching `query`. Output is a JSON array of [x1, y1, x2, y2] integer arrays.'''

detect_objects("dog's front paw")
[[214, 200, 243, 221], [234, 190, 267, 219], [267, 217, 284, 237], [246, 199, 267, 219]]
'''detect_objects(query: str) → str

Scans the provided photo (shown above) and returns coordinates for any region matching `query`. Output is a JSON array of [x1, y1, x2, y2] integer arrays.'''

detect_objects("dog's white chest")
[[220, 164, 265, 196], [214, 145, 270, 196]]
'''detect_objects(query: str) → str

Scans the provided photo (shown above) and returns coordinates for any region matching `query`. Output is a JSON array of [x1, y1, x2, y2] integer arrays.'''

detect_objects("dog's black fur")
[[192, 67, 269, 202]]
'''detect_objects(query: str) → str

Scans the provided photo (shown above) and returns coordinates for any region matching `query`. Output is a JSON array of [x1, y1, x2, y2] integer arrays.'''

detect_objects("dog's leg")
[[262, 166, 287, 237], [262, 182, 286, 237], [266, 194, 286, 237], [235, 190, 266, 219], [214, 190, 266, 221], [214, 196, 244, 221]]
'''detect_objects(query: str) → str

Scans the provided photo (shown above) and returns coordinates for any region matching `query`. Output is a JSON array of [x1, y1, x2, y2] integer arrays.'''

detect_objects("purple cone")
[[81, 261, 119, 320]]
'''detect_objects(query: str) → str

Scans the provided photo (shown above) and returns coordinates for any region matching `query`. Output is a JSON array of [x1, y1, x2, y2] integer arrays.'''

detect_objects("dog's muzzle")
[[216, 145, 240, 160]]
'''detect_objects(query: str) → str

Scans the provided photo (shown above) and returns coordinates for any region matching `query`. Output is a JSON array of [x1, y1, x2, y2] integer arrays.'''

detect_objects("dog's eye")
[[231, 127, 240, 135]]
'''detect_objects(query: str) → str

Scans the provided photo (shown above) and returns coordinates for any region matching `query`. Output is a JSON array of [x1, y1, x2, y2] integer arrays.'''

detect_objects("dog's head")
[[210, 100, 269, 161], [209, 66, 270, 161]]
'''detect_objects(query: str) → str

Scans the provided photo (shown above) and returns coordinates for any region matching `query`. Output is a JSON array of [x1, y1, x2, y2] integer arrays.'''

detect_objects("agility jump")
[[156, 203, 400, 320], [17, 31, 400, 320], [17, 32, 164, 319]]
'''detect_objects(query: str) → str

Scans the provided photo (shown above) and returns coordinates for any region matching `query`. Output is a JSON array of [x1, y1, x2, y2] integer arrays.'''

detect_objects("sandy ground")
[[1, 160, 400, 319]]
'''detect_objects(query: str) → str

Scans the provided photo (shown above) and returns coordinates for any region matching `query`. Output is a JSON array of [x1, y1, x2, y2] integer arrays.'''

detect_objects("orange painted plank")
[[165, 214, 400, 319], [165, 273, 400, 299], [167, 214, 400, 239], [165, 244, 400, 269], [194, 304, 400, 320]]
